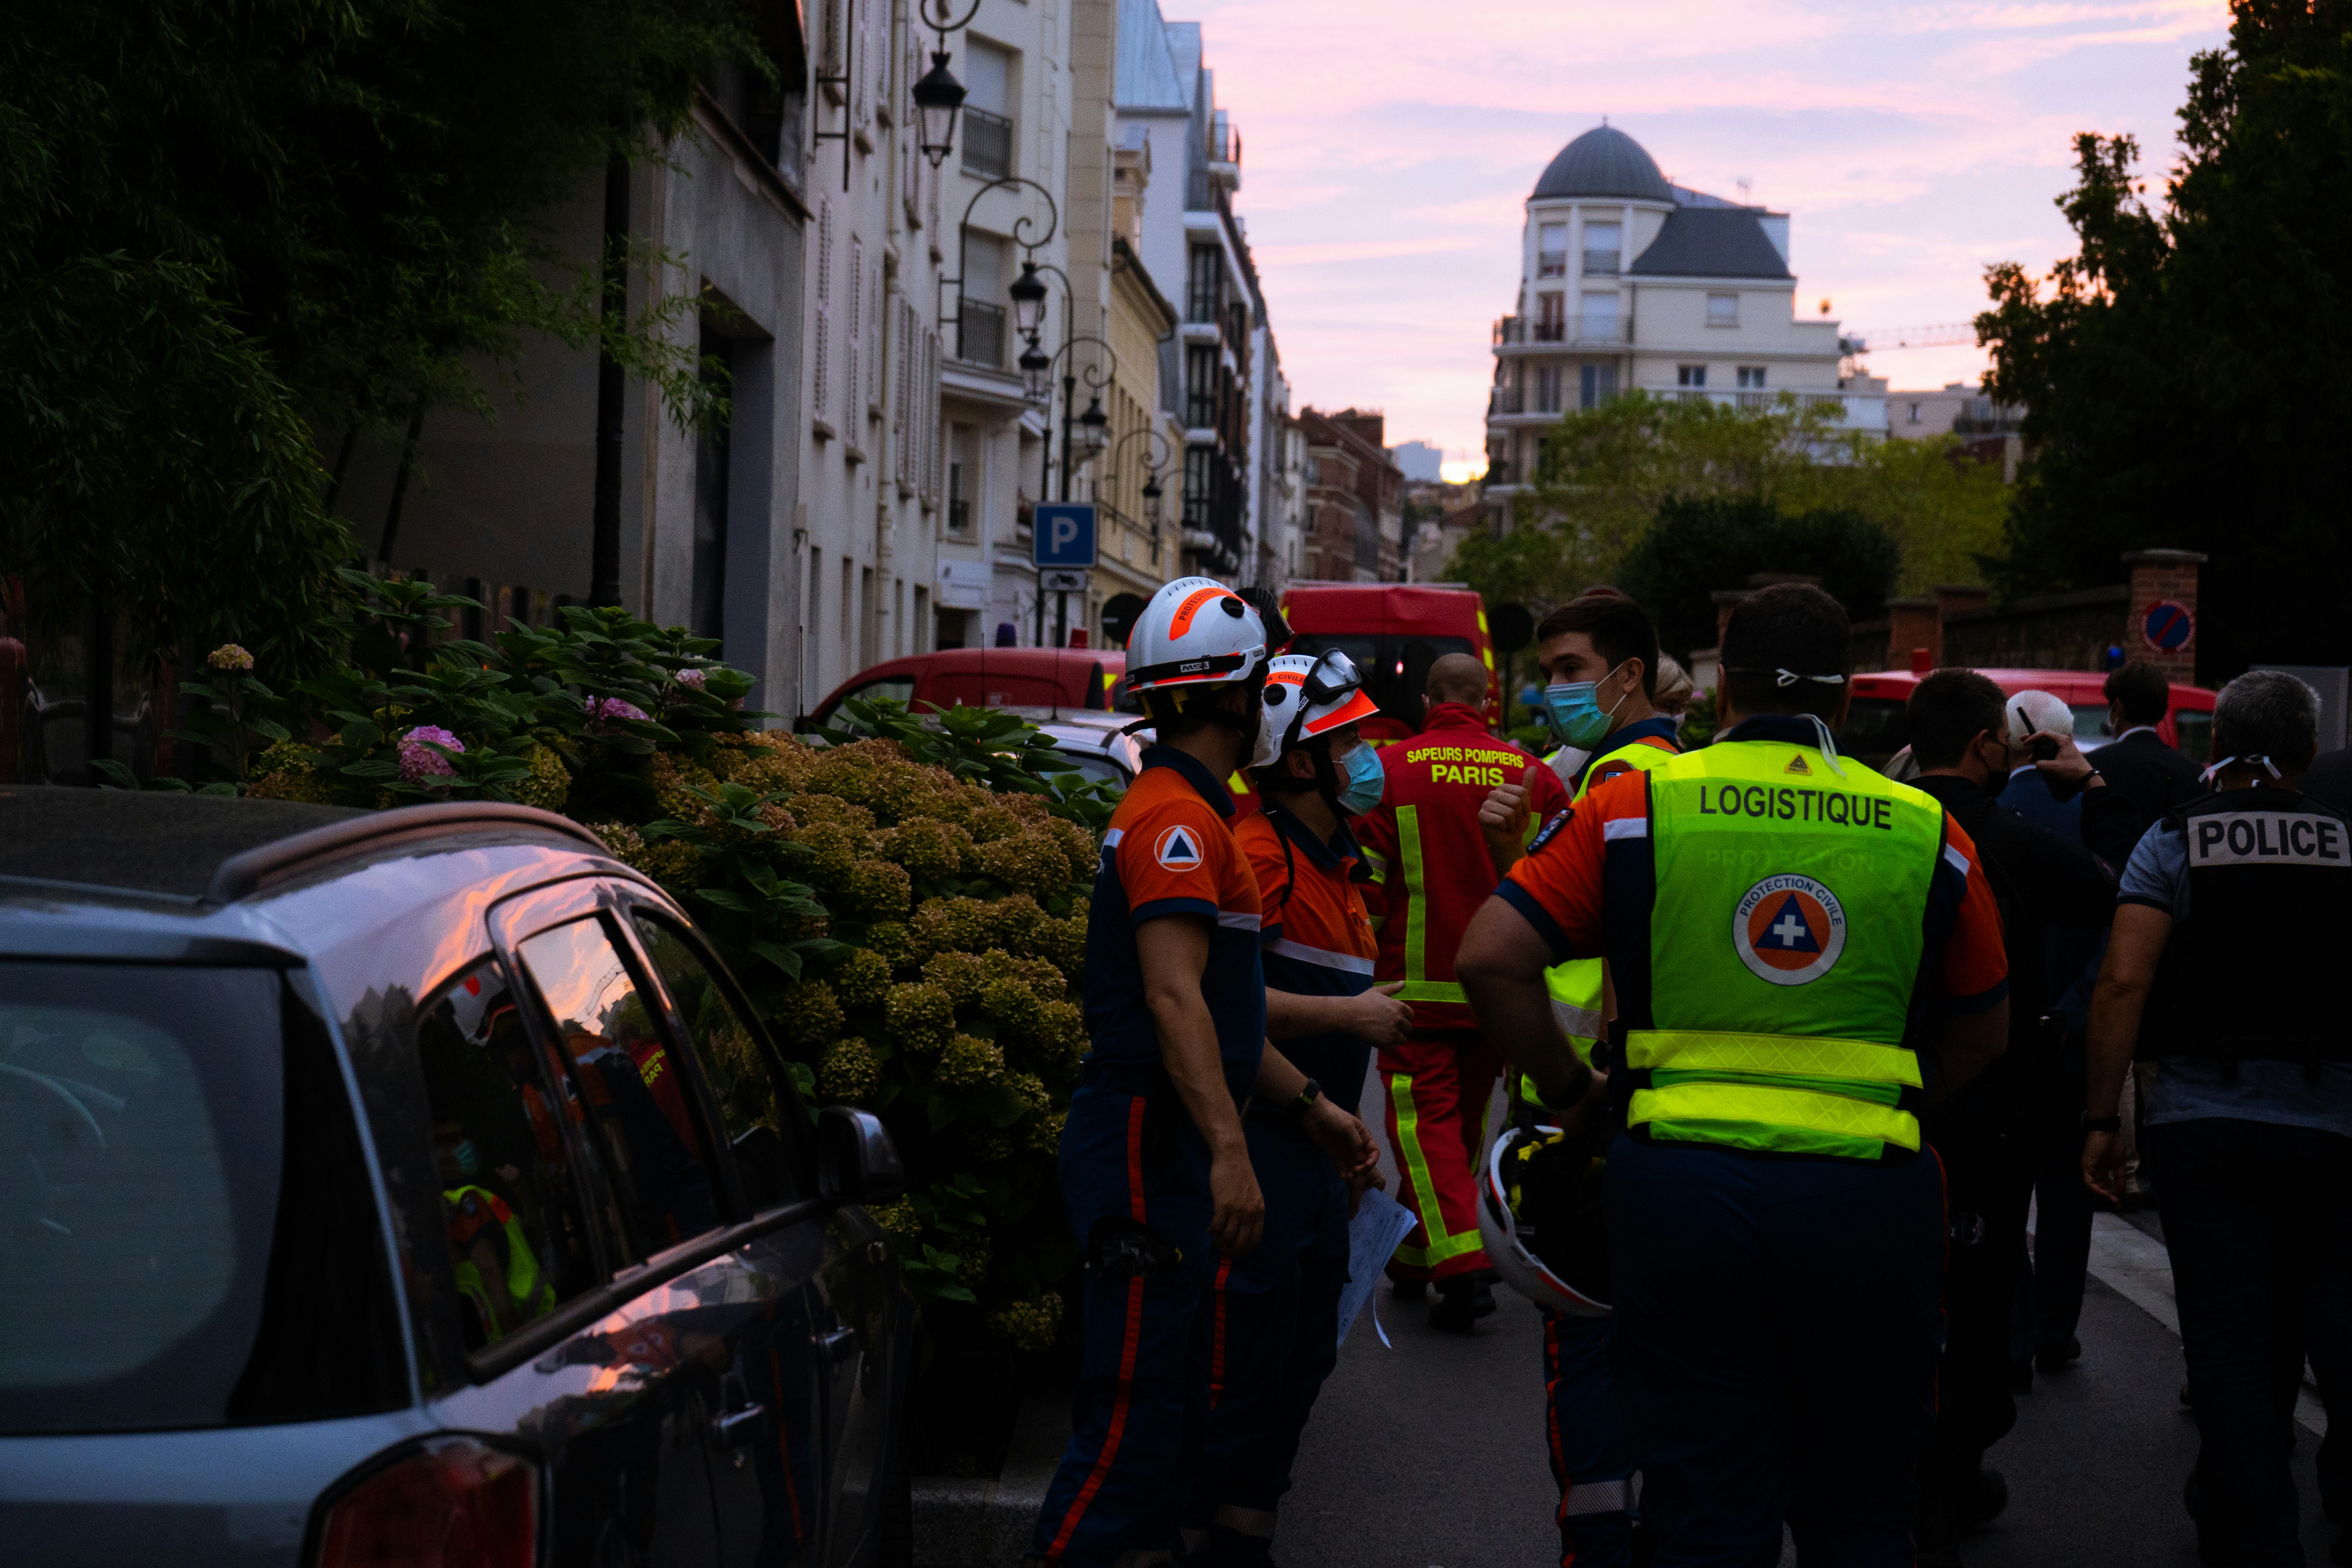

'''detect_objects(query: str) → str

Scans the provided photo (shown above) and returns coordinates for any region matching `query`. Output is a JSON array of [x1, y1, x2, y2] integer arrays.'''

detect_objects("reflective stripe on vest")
[[1394, 804, 1467, 1004], [1632, 742, 1942, 1160], [1546, 738, 1678, 1062]]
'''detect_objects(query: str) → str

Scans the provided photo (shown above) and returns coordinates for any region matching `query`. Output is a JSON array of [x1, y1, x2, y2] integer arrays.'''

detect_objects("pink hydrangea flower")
[[674, 668, 708, 690], [397, 725, 464, 782], [583, 696, 650, 731], [208, 643, 254, 671]]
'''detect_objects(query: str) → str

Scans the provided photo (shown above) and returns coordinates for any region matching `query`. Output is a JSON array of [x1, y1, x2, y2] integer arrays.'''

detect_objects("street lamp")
[[910, 51, 967, 169], [1008, 261, 1049, 339], [1142, 472, 1165, 525], [1018, 336, 1053, 403], [1075, 395, 1110, 464]]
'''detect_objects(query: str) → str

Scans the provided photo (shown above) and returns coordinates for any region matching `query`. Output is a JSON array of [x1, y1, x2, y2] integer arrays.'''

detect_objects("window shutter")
[[896, 301, 914, 483], [926, 331, 942, 499], [813, 200, 833, 416], [846, 238, 863, 427], [853, 0, 871, 122]]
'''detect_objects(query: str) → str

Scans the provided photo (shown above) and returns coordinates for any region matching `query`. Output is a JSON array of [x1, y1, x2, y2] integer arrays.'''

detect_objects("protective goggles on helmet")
[[1298, 648, 1366, 708]]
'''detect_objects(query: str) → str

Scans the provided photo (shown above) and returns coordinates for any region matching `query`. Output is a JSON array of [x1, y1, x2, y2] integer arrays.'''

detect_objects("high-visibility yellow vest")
[[1621, 740, 1947, 1161], [446, 1184, 555, 1339], [1545, 737, 1679, 1064]]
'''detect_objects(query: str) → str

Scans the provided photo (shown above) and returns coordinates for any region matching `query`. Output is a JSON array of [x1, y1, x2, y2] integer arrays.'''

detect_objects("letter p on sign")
[[1032, 503, 1098, 568]]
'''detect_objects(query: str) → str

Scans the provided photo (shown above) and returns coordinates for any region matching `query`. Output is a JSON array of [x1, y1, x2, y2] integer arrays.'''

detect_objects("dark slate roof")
[[1532, 126, 1671, 203], [0, 786, 362, 898], [1627, 207, 1792, 279]]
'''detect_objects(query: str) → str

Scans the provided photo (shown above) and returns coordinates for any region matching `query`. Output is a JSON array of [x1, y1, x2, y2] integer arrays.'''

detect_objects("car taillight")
[[315, 1437, 537, 1568]]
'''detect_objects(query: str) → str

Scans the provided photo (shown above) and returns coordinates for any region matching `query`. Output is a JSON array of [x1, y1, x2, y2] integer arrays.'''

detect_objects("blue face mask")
[[1544, 663, 1630, 748], [450, 1138, 482, 1179], [1336, 741, 1385, 816]]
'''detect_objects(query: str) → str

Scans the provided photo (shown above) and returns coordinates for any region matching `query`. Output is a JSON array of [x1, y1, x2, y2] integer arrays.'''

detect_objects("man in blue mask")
[[1526, 591, 1682, 795]]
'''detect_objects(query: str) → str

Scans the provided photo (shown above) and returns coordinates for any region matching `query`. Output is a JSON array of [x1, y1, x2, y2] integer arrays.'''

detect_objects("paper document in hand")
[[1336, 1187, 1419, 1350]]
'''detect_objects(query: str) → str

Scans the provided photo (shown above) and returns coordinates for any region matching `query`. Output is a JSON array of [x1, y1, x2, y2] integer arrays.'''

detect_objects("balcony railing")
[[1489, 387, 1524, 415], [957, 299, 1005, 368], [962, 107, 1012, 179], [1537, 250, 1566, 278], [1493, 314, 1633, 347], [1669, 388, 1874, 422], [1582, 249, 1620, 276]]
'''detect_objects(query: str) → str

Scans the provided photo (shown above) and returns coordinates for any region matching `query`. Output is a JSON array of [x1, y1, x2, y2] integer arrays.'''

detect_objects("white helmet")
[[1479, 1123, 1611, 1318], [1123, 577, 1270, 696], [1259, 650, 1379, 755]]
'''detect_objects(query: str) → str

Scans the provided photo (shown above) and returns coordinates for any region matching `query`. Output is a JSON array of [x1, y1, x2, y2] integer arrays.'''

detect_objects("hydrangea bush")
[[180, 574, 1114, 1355]]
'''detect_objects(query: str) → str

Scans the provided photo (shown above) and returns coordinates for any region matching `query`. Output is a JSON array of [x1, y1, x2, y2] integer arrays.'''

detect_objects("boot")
[[1427, 1276, 1495, 1332]]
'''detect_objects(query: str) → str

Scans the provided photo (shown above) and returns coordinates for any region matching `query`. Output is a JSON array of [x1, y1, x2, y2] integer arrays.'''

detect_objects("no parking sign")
[[2142, 600, 2194, 653]]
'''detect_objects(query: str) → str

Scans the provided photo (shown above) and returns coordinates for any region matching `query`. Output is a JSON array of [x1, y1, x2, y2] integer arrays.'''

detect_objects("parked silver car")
[[0, 791, 913, 1568]]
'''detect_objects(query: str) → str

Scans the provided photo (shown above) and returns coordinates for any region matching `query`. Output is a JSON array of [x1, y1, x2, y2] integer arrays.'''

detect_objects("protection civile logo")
[[1732, 874, 1846, 986], [1155, 825, 1204, 871]]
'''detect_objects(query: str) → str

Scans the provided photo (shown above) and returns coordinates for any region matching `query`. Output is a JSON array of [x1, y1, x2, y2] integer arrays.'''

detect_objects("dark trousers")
[[1033, 1082, 1214, 1567], [2015, 1051, 2095, 1366], [1919, 1060, 2036, 1527], [1608, 1133, 1945, 1567], [2149, 1117, 2352, 1568], [1544, 1307, 1634, 1568], [1192, 1116, 1350, 1521]]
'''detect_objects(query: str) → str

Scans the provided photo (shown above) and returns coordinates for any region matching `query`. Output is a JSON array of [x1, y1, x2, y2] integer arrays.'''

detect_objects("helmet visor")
[[1300, 648, 1367, 708]]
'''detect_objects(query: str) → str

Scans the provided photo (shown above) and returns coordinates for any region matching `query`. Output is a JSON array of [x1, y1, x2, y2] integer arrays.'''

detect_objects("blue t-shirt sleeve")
[[2117, 819, 2187, 915]]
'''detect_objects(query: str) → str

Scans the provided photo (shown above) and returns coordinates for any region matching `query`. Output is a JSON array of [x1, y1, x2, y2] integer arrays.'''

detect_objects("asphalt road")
[[1281, 1208, 2342, 1567]]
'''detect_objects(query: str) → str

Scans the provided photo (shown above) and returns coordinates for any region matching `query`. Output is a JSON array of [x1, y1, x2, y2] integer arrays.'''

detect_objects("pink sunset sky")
[[1182, 0, 2231, 477]]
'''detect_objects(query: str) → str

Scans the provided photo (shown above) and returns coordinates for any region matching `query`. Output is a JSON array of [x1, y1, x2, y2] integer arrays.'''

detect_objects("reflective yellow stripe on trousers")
[[1394, 804, 1466, 1004], [1386, 1072, 1486, 1268]]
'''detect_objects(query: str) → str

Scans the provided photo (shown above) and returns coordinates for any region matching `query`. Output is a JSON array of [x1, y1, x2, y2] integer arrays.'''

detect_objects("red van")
[[1839, 668, 2216, 771], [806, 648, 1123, 726], [1277, 583, 1497, 744]]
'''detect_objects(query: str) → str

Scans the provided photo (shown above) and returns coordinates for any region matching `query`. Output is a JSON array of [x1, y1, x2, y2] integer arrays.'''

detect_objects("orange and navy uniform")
[[1034, 744, 1264, 1566], [1188, 803, 1381, 1528], [1499, 763, 2008, 1021], [1352, 701, 1567, 1285], [1563, 716, 1682, 796]]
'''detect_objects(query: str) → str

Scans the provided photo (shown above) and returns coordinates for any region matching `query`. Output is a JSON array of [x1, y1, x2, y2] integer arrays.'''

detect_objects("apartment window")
[[1737, 366, 1767, 389], [1581, 221, 1621, 277], [1707, 292, 1740, 327], [1579, 291, 1618, 341], [1535, 292, 1564, 342], [1537, 222, 1567, 279], [1535, 365, 1564, 414], [1907, 401, 1922, 423], [957, 230, 1005, 367], [1579, 362, 1618, 410], [962, 42, 1013, 178], [1187, 246, 1223, 325], [1186, 345, 1217, 430], [691, 327, 733, 641], [1677, 365, 1706, 389]]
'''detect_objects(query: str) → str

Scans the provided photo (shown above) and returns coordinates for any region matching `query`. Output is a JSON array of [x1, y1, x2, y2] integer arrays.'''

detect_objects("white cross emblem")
[[1770, 909, 1808, 947]]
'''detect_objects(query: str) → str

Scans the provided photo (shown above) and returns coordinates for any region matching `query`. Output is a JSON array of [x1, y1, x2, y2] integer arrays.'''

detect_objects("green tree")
[[1978, 0, 2352, 679], [1617, 496, 1900, 655], [1, 0, 757, 675], [1453, 391, 2003, 611]]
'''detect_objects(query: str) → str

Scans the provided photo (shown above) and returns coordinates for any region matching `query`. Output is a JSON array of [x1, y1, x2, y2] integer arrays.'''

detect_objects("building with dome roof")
[[1484, 125, 1886, 501]]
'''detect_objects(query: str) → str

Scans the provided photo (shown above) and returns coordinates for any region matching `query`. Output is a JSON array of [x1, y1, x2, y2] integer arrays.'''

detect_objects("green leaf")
[[89, 759, 139, 789]]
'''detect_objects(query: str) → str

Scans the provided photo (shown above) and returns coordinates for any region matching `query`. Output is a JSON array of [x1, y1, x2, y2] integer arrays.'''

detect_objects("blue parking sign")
[[1033, 503, 1098, 568]]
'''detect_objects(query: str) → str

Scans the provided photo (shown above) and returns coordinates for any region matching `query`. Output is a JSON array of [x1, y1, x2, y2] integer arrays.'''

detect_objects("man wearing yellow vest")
[[1356, 652, 1571, 1328], [1459, 584, 2011, 1563], [1479, 592, 1678, 1568]]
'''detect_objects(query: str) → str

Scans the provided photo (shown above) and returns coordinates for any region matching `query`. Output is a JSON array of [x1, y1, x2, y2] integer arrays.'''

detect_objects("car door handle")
[[816, 1325, 860, 1363], [711, 1401, 768, 1448]]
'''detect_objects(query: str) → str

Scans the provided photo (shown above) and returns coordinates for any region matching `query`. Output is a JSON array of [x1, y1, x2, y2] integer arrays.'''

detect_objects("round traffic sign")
[[2142, 600, 2194, 653]]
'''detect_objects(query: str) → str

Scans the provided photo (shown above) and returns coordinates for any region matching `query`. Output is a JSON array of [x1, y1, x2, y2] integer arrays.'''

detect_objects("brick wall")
[[2125, 548, 2205, 684]]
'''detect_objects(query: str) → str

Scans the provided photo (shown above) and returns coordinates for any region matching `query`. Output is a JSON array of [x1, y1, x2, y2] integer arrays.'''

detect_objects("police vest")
[[1614, 741, 1949, 1161], [1546, 736, 1679, 1065], [2140, 786, 2352, 1070]]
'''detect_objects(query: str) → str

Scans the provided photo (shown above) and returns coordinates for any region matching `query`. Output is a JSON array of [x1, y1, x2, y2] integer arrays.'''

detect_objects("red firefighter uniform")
[[1356, 701, 1571, 1282]]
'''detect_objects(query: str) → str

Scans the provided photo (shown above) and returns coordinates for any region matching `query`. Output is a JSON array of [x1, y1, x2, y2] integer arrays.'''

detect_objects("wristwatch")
[[2081, 1111, 2122, 1134], [1287, 1078, 1324, 1121]]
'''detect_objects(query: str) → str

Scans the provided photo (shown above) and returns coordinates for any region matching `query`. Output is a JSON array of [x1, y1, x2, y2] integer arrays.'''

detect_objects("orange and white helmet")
[[1123, 577, 1270, 696], [1260, 651, 1379, 755]]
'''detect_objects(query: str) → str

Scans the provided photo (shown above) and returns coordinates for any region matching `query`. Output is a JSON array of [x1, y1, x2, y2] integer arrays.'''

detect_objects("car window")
[[1837, 697, 1910, 771], [631, 914, 806, 1211], [925, 671, 991, 709], [2069, 704, 2110, 741], [847, 675, 916, 710], [414, 957, 605, 1352], [0, 964, 401, 1434], [518, 917, 722, 1260], [2174, 708, 2213, 764], [1051, 748, 1130, 790]]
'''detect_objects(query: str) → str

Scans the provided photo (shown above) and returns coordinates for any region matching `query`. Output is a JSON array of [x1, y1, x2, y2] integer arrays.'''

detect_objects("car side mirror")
[[817, 1106, 907, 1205]]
